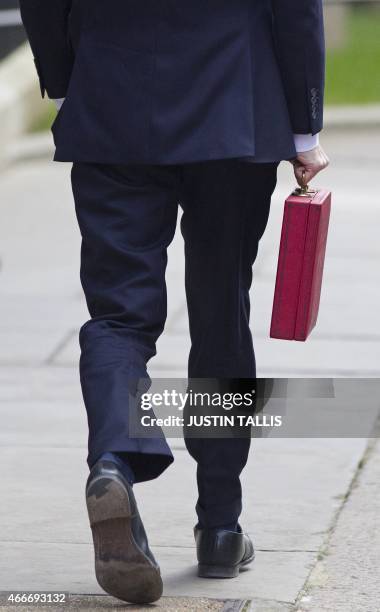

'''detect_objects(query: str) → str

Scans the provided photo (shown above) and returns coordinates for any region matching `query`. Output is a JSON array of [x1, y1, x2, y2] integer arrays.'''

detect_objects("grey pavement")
[[0, 127, 379, 610], [296, 437, 380, 612]]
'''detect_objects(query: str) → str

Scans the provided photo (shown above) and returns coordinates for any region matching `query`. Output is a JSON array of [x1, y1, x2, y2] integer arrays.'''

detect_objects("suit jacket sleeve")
[[271, 0, 325, 135], [19, 0, 73, 99]]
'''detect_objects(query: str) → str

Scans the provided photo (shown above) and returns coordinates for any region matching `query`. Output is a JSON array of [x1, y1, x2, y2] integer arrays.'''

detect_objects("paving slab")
[[0, 431, 368, 605], [0, 401, 86, 448], [145, 331, 380, 377], [0, 132, 379, 379], [0, 127, 379, 608], [0, 366, 81, 402], [297, 439, 380, 612], [0, 594, 227, 612], [0, 295, 86, 330], [0, 539, 314, 605], [0, 163, 78, 294], [0, 329, 70, 366]]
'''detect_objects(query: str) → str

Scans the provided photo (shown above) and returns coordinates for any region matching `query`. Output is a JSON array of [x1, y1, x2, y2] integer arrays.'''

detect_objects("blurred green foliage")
[[30, 102, 56, 133], [326, 8, 380, 105]]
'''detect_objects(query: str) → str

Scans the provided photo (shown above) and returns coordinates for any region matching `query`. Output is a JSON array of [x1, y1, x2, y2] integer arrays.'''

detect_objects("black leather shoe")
[[86, 459, 163, 603], [194, 525, 255, 578]]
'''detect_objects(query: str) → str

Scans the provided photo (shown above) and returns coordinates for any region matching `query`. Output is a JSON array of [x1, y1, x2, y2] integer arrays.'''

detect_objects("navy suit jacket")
[[19, 0, 325, 164]]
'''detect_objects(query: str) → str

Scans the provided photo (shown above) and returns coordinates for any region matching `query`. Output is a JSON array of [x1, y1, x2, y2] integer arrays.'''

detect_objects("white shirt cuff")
[[54, 98, 65, 111], [293, 133, 319, 153]]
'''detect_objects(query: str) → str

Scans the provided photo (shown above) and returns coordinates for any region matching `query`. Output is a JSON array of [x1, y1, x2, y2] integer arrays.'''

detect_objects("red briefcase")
[[270, 186, 331, 341]]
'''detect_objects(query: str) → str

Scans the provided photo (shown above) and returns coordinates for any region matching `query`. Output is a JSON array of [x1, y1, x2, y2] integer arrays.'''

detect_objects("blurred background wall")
[[0, 0, 24, 60]]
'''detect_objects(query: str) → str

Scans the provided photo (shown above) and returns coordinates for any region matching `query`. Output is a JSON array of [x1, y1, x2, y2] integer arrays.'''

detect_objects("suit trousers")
[[71, 159, 278, 528]]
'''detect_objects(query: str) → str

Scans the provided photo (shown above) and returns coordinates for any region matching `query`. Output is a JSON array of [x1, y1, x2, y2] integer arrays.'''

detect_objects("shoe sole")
[[86, 475, 163, 604], [198, 551, 255, 579]]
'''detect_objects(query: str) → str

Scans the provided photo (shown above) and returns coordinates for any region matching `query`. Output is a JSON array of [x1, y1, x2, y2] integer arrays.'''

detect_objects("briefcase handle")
[[292, 185, 318, 197], [292, 170, 317, 197]]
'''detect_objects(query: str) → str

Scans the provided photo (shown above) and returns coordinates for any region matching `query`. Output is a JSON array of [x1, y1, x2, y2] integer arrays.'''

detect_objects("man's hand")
[[292, 145, 329, 187]]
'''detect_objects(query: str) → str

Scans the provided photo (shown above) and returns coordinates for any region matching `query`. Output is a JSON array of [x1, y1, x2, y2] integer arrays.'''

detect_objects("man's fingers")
[[292, 145, 330, 187], [294, 165, 313, 187], [294, 160, 329, 187], [294, 165, 304, 187]]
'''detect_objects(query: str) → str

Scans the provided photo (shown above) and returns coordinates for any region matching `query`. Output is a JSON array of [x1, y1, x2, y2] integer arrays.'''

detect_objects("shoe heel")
[[86, 476, 131, 525], [87, 476, 163, 604], [198, 564, 239, 579]]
